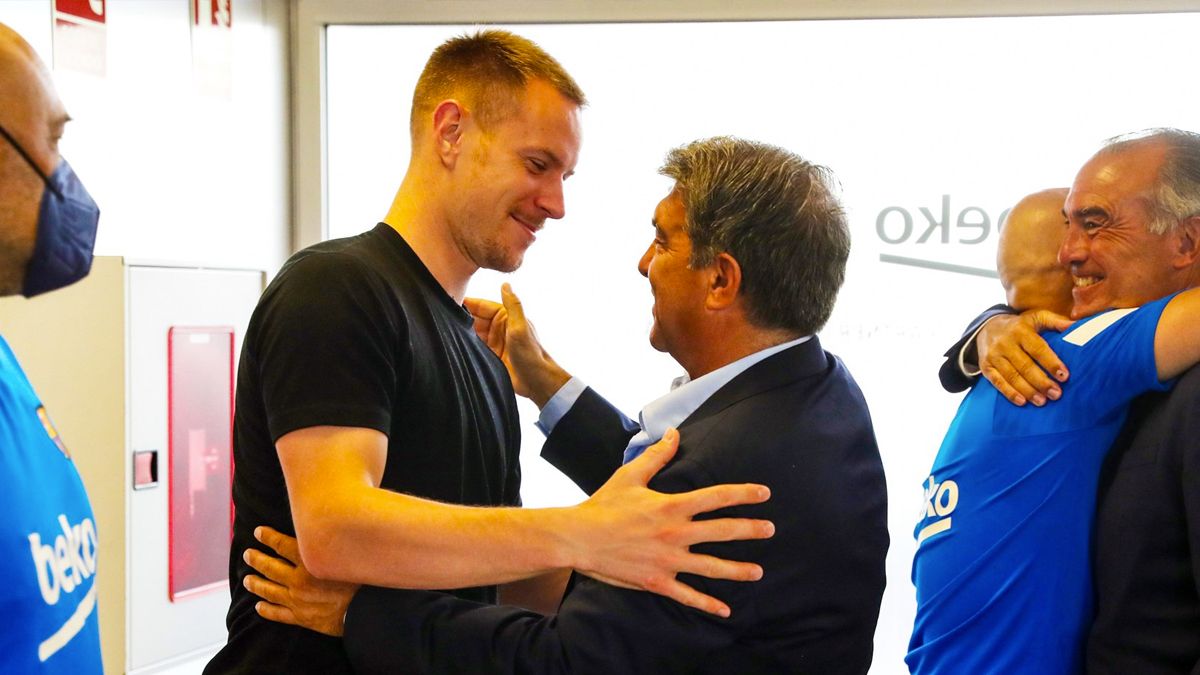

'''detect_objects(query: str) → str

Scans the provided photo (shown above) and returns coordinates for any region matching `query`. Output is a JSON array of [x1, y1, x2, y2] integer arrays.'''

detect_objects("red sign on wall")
[[53, 0, 106, 77], [194, 0, 233, 29], [167, 326, 235, 601], [191, 0, 233, 99]]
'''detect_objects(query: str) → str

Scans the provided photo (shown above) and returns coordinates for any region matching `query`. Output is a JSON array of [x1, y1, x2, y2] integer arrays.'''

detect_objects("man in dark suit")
[[938, 128, 1200, 673], [240, 136, 889, 673]]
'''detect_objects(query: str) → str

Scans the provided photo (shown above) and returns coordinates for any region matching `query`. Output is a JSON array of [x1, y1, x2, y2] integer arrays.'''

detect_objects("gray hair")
[[1102, 128, 1200, 234], [659, 137, 850, 335]]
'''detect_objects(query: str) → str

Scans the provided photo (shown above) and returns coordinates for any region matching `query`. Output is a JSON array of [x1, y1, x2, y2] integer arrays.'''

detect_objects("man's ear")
[[705, 252, 742, 311], [1172, 215, 1200, 269], [431, 100, 467, 168]]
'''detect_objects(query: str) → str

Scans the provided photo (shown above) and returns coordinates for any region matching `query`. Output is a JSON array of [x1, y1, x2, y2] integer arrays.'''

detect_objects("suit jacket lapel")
[[678, 336, 828, 431]]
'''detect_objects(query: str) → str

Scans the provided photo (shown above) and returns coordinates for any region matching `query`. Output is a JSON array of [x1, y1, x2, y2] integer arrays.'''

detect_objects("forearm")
[[293, 485, 581, 589], [525, 359, 572, 409]]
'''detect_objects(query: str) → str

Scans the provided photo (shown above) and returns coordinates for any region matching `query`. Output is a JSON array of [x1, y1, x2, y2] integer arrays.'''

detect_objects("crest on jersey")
[[36, 406, 71, 459]]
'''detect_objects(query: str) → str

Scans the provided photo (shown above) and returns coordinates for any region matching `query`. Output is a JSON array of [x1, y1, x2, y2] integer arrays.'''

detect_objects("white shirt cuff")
[[957, 318, 995, 378], [535, 377, 587, 436]]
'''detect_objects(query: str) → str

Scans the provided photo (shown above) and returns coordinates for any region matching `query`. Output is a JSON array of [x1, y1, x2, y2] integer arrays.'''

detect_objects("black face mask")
[[0, 123, 100, 297]]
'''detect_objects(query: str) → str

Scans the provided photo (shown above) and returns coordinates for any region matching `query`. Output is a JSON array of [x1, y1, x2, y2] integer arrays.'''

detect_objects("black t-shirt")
[[205, 223, 522, 675]]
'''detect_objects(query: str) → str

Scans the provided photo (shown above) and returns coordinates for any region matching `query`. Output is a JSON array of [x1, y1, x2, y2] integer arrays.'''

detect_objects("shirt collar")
[[637, 335, 811, 441]]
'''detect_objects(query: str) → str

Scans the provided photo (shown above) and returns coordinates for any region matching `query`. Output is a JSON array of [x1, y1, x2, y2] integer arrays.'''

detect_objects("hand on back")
[[977, 310, 1072, 405]]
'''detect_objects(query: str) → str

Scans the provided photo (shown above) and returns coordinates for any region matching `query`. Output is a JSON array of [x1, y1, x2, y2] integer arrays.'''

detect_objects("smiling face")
[[637, 186, 711, 359], [446, 77, 582, 273], [1060, 141, 1191, 318]]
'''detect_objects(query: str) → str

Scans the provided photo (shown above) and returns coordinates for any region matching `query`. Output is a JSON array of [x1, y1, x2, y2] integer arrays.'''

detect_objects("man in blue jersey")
[[0, 22, 103, 674], [909, 184, 1200, 674]]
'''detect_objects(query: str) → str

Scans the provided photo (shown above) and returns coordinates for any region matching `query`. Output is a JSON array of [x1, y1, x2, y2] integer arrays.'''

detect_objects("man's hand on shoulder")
[[464, 283, 570, 407], [978, 310, 1073, 406], [564, 428, 774, 618]]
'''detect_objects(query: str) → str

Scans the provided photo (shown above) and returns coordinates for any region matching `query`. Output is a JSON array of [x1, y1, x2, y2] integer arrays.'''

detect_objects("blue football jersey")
[[0, 335, 102, 673], [908, 295, 1175, 675]]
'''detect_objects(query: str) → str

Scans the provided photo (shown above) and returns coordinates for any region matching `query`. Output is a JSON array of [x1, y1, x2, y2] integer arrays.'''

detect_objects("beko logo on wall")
[[28, 514, 98, 605], [874, 196, 1011, 279]]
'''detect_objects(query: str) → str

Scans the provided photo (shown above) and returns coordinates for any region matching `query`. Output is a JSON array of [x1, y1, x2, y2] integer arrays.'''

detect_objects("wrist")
[[529, 362, 572, 408], [538, 505, 585, 572]]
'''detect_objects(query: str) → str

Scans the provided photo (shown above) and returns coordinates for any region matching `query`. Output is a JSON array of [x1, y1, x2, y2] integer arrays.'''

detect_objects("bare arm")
[[279, 426, 773, 617], [1153, 287, 1200, 380], [976, 310, 1073, 405], [245, 529, 568, 635]]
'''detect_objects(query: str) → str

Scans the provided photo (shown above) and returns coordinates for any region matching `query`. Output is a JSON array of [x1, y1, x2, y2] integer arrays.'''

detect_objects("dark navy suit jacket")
[[342, 337, 889, 674]]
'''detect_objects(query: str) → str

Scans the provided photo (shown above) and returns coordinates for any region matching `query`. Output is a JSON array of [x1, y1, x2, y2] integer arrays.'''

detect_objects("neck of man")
[[1184, 264, 1200, 292], [382, 170, 478, 304], [677, 319, 804, 381]]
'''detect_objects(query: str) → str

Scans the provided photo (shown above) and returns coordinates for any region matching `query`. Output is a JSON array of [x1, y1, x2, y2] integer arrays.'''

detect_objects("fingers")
[[1021, 323, 1069, 385], [254, 599, 299, 627], [672, 483, 772, 519], [1034, 310, 1074, 333], [978, 311, 1069, 406], [244, 547, 296, 584], [654, 578, 732, 618], [244, 573, 291, 607], [681, 515, 774, 545], [982, 365, 1028, 406], [988, 349, 1046, 405], [500, 284, 528, 327], [486, 308, 509, 354], [254, 526, 301, 565], [463, 296, 501, 320], [619, 428, 680, 484], [675, 551, 764, 582], [1011, 350, 1061, 403]]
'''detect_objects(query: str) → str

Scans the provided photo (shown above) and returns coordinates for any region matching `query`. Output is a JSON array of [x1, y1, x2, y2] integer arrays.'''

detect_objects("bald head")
[[997, 188, 1073, 316], [0, 22, 68, 295], [0, 24, 66, 175]]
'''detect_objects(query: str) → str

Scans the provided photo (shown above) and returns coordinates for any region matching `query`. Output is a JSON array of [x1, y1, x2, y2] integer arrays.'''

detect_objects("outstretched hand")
[[978, 309, 1073, 406], [243, 526, 359, 637], [464, 284, 571, 406], [567, 428, 774, 618]]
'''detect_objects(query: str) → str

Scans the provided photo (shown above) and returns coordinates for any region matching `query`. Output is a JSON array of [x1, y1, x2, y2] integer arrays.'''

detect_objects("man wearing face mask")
[[0, 22, 103, 674]]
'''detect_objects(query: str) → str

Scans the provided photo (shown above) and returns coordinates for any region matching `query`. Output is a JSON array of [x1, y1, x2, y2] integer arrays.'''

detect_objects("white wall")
[[324, 16, 1200, 674], [0, 0, 291, 274]]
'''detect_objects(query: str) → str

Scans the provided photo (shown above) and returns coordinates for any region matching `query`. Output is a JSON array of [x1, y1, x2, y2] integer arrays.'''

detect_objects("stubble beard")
[[460, 226, 524, 274]]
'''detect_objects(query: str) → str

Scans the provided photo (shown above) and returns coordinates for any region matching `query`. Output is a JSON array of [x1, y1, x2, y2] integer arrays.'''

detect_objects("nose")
[[638, 243, 652, 278], [536, 176, 566, 220], [1058, 224, 1087, 268]]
